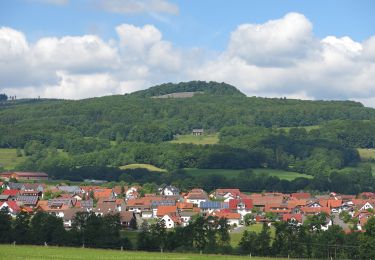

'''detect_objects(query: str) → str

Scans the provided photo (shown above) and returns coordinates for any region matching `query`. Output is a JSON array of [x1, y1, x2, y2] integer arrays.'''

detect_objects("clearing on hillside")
[[0, 148, 26, 170], [119, 164, 167, 172], [358, 148, 375, 161], [0, 245, 292, 260], [170, 133, 219, 145]]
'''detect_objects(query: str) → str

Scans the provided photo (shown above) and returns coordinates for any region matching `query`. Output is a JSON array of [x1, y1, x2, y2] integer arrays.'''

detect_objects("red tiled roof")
[[264, 203, 290, 214], [229, 199, 253, 210], [93, 189, 113, 199], [212, 211, 241, 220], [283, 213, 303, 223], [0, 201, 21, 213], [327, 199, 342, 208], [157, 205, 177, 217], [2, 189, 19, 196], [291, 192, 311, 200], [249, 194, 283, 206], [300, 206, 330, 215]]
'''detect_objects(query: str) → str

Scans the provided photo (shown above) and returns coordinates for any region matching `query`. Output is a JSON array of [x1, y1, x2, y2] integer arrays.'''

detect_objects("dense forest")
[[1, 81, 375, 193]]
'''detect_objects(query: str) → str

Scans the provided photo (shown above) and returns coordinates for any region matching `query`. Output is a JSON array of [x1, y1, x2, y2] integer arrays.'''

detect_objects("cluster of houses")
[[0, 179, 374, 232]]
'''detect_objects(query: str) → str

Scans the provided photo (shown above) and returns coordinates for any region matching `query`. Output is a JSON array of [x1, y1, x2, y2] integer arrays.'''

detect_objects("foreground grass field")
[[0, 148, 26, 170], [170, 134, 219, 145], [185, 168, 312, 181], [0, 245, 291, 260], [119, 164, 167, 172]]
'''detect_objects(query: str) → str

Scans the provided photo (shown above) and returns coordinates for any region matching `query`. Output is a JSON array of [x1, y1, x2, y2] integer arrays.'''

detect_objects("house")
[[192, 129, 204, 136], [229, 199, 253, 216], [264, 203, 291, 215], [158, 185, 180, 196], [126, 198, 151, 214], [94, 200, 119, 216], [76, 199, 94, 211], [185, 189, 208, 205], [200, 201, 229, 213], [0, 194, 10, 201], [358, 201, 374, 211], [211, 211, 241, 226], [0, 201, 21, 216], [299, 206, 331, 216], [249, 194, 284, 209], [327, 199, 343, 213], [6, 182, 23, 190], [62, 208, 85, 228], [180, 211, 197, 226], [211, 189, 244, 202], [120, 211, 137, 228], [161, 214, 181, 229]]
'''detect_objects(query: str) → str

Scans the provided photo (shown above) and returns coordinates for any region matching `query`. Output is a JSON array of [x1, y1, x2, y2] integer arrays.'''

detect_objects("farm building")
[[192, 129, 204, 136], [0, 172, 48, 181]]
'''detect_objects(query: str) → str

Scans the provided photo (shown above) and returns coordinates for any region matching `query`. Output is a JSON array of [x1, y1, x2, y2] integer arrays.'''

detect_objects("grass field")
[[119, 164, 167, 172], [0, 148, 26, 170], [170, 134, 219, 145], [230, 224, 276, 247], [0, 245, 291, 260], [185, 168, 312, 181]]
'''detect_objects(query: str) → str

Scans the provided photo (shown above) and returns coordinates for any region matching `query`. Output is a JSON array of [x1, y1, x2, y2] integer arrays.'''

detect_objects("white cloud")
[[228, 13, 316, 67], [1, 13, 375, 107], [96, 0, 179, 15]]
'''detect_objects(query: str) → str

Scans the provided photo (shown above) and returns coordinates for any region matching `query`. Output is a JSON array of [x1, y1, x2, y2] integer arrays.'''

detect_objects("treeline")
[[0, 208, 131, 249], [1, 81, 375, 149], [1, 207, 374, 259], [239, 215, 375, 259]]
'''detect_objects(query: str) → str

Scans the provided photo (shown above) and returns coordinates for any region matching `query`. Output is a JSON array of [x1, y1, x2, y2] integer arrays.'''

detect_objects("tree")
[[257, 223, 271, 256], [13, 211, 31, 244], [239, 230, 258, 255], [0, 93, 7, 101], [359, 217, 375, 259], [0, 207, 12, 243]]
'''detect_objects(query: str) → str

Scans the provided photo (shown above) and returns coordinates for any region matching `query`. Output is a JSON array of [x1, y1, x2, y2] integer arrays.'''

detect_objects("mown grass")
[[0, 148, 26, 170], [0, 245, 291, 260], [119, 164, 167, 172], [185, 168, 312, 181], [230, 224, 276, 248], [170, 134, 219, 145]]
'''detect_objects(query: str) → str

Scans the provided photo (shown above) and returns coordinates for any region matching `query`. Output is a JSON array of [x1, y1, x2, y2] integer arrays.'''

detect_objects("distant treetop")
[[130, 81, 246, 98]]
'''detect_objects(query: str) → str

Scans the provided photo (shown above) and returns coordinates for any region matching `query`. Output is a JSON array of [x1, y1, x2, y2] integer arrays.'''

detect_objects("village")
[[0, 171, 374, 233]]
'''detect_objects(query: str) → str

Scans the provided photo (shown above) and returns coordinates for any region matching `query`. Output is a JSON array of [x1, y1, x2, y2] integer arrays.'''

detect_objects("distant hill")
[[130, 81, 246, 98]]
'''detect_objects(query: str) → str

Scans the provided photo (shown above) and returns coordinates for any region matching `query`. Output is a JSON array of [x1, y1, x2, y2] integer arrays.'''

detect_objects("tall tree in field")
[[359, 217, 375, 259], [13, 211, 31, 244]]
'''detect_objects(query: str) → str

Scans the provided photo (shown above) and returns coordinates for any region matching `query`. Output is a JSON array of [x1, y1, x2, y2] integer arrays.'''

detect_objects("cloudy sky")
[[1, 0, 375, 106]]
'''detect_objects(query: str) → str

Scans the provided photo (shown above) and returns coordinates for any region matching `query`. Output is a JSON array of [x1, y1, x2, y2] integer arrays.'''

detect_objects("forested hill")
[[0, 81, 375, 148], [130, 81, 246, 97]]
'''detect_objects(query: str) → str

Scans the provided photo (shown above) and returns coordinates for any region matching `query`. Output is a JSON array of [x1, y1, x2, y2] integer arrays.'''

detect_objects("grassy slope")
[[277, 125, 320, 133], [0, 245, 291, 260], [170, 134, 219, 145], [185, 168, 312, 181], [358, 148, 375, 161], [0, 148, 26, 170], [119, 164, 167, 172]]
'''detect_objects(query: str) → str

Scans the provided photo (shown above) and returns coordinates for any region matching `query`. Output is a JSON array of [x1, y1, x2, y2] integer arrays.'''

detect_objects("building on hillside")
[[192, 129, 204, 136]]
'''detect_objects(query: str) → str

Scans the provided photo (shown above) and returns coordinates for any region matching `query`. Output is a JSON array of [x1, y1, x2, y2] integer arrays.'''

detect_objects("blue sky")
[[1, 0, 374, 49], [0, 0, 375, 106]]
